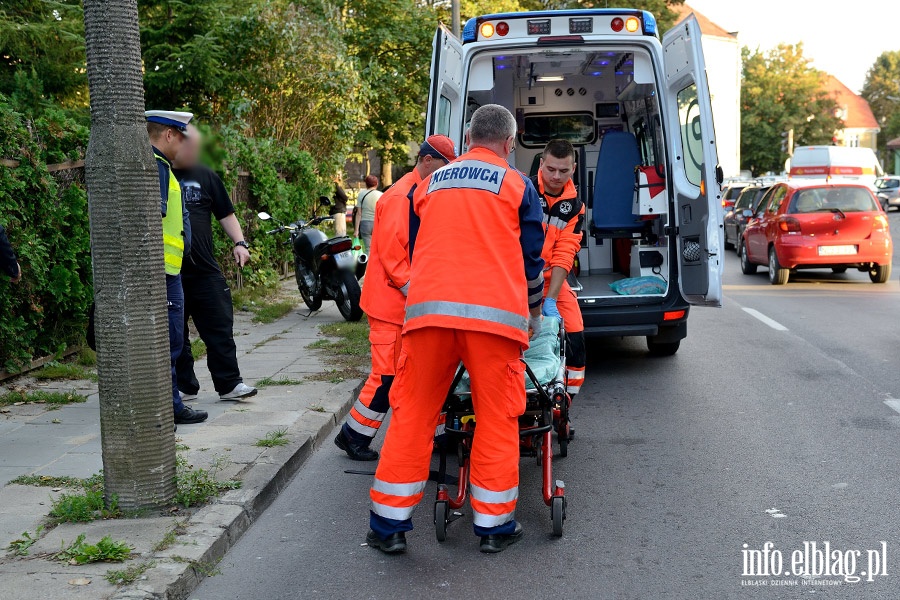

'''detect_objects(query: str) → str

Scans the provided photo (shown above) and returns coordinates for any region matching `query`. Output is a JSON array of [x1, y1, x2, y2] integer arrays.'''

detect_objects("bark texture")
[[83, 0, 176, 508]]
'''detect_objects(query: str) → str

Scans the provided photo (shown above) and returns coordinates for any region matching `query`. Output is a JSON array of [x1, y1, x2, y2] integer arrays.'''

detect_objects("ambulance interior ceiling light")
[[536, 75, 565, 82]]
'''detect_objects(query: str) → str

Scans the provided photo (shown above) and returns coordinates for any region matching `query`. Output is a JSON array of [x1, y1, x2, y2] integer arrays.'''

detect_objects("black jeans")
[[176, 272, 242, 395]]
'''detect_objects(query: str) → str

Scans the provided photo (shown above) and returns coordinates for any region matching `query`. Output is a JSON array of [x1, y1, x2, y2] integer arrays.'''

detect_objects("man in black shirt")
[[0, 222, 21, 283], [172, 125, 257, 401]]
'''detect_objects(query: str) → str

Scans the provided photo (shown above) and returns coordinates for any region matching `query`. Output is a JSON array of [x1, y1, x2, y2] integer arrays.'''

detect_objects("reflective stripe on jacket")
[[404, 147, 545, 346], [359, 169, 422, 325]]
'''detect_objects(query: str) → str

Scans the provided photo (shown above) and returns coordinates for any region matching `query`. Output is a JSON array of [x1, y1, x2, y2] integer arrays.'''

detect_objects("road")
[[194, 212, 900, 599]]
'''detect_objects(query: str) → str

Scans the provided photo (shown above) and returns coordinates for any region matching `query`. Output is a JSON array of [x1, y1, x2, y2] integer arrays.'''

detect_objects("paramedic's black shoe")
[[479, 522, 524, 553], [334, 430, 379, 461], [174, 405, 208, 425], [366, 530, 406, 554]]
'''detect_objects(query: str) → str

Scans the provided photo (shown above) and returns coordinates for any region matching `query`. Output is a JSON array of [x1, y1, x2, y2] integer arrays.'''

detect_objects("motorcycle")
[[258, 207, 366, 322]]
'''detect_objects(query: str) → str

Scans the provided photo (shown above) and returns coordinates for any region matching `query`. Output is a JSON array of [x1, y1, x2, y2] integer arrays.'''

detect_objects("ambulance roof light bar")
[[461, 9, 658, 43]]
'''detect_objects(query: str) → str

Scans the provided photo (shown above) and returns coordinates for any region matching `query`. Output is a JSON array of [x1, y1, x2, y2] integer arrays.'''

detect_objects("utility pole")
[[452, 0, 460, 37]]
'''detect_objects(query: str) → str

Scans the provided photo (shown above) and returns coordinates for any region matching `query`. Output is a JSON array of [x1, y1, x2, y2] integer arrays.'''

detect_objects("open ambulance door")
[[662, 14, 724, 307], [425, 25, 464, 150]]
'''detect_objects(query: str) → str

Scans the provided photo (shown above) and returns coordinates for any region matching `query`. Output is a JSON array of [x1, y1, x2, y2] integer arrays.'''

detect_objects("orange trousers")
[[546, 279, 586, 396], [369, 327, 525, 537], [341, 317, 402, 445]]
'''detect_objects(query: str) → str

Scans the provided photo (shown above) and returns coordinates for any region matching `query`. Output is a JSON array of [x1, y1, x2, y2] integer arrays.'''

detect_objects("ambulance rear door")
[[425, 25, 464, 147], [662, 14, 723, 307]]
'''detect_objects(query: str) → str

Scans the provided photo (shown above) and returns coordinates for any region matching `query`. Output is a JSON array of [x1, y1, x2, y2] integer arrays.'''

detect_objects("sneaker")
[[174, 405, 208, 425], [219, 382, 258, 400], [479, 522, 524, 553], [180, 391, 198, 402], [366, 530, 407, 554]]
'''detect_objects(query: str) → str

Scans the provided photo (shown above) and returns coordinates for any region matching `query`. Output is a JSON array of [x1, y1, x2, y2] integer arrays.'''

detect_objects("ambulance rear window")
[[520, 112, 596, 148]]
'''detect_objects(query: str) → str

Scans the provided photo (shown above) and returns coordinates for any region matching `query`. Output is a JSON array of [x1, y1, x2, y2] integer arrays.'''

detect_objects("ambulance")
[[788, 145, 883, 189], [425, 9, 723, 355]]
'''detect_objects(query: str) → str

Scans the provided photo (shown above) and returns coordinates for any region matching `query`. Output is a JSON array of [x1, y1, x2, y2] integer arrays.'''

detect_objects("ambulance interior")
[[464, 47, 670, 299]]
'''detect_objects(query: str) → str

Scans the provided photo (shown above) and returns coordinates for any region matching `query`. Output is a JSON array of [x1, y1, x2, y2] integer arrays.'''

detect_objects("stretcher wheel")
[[558, 429, 569, 457], [551, 495, 565, 537], [434, 500, 449, 542]]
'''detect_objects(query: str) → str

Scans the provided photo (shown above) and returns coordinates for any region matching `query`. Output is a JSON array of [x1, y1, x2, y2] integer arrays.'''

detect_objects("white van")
[[425, 9, 723, 355], [789, 145, 884, 189]]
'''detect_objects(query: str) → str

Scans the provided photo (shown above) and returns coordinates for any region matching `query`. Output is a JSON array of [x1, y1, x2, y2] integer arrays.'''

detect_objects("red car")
[[739, 181, 892, 285]]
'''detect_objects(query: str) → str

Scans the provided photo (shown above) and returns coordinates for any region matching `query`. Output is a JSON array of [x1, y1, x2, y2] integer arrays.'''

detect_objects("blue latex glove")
[[542, 297, 562, 323]]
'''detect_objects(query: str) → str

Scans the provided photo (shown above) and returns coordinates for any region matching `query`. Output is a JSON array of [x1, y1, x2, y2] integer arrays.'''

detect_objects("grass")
[[153, 520, 188, 552], [105, 561, 156, 585], [174, 456, 241, 508], [253, 334, 282, 349], [76, 347, 96, 367], [8, 474, 87, 488], [254, 427, 289, 448], [6, 527, 43, 556], [190, 338, 207, 360], [56, 533, 131, 564], [306, 319, 370, 381], [32, 361, 97, 382], [49, 488, 119, 524], [305, 369, 357, 384], [0, 389, 87, 406], [171, 555, 222, 577], [255, 376, 303, 388], [251, 300, 296, 324], [308, 404, 325, 412]]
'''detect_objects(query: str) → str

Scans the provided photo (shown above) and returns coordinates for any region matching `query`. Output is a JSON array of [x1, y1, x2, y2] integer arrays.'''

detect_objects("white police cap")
[[145, 110, 193, 136]]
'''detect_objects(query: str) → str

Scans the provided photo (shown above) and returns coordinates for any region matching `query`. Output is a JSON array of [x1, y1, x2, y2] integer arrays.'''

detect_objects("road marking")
[[742, 307, 788, 331], [884, 399, 900, 415]]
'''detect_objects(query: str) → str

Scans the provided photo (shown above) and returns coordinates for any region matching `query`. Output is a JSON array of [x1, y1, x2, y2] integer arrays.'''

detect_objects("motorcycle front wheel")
[[295, 262, 323, 311], [334, 269, 363, 322]]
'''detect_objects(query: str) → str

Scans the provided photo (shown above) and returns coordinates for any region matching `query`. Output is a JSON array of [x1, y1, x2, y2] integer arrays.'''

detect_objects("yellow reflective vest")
[[153, 148, 187, 276]]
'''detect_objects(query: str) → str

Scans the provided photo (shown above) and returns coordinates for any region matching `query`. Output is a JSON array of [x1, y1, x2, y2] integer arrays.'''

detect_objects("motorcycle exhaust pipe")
[[355, 253, 368, 279]]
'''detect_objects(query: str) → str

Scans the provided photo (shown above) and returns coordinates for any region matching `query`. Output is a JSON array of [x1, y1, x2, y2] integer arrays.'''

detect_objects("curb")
[[113, 377, 365, 600]]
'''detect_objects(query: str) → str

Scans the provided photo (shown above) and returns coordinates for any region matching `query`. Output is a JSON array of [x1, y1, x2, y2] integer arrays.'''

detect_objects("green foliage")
[[32, 360, 96, 381], [251, 300, 296, 324], [0, 96, 92, 371], [49, 487, 120, 524], [8, 474, 87, 487], [741, 44, 842, 175], [255, 427, 289, 447], [174, 455, 241, 508], [6, 527, 43, 556], [255, 376, 303, 387], [0, 389, 87, 406], [56, 533, 132, 564], [457, 0, 685, 32], [861, 50, 900, 162], [190, 338, 207, 360], [105, 561, 156, 586]]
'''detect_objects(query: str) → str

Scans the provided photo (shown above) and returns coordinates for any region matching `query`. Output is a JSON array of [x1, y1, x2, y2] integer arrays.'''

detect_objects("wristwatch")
[[235, 241, 250, 250]]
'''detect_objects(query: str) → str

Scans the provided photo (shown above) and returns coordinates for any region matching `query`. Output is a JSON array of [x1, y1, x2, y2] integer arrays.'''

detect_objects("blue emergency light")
[[461, 9, 658, 43]]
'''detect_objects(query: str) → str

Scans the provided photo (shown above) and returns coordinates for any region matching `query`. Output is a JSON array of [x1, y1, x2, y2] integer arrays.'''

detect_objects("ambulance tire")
[[335, 270, 363, 321]]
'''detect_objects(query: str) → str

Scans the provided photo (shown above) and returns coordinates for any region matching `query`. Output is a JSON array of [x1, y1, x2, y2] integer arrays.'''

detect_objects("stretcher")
[[435, 319, 571, 540]]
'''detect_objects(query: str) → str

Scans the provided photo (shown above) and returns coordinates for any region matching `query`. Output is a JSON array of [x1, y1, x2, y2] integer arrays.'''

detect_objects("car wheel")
[[740, 241, 757, 274], [647, 338, 680, 356], [869, 263, 891, 284], [768, 247, 789, 285], [831, 267, 847, 274]]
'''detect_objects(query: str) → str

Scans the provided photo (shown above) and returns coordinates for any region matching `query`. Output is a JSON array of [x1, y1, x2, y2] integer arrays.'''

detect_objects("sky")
[[686, 0, 900, 93]]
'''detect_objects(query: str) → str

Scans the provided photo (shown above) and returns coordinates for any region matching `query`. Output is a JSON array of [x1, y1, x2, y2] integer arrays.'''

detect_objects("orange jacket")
[[359, 168, 422, 325], [405, 147, 545, 346], [531, 172, 585, 275]]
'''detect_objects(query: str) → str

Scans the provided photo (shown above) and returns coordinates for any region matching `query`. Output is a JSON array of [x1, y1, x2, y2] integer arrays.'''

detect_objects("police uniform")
[[146, 110, 194, 417], [531, 172, 587, 398], [369, 145, 545, 543]]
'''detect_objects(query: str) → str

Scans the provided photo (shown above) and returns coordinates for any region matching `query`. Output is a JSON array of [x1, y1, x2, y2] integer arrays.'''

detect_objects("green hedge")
[[0, 97, 91, 371]]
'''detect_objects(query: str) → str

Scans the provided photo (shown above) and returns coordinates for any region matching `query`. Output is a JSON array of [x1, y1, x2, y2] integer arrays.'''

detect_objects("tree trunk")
[[83, 0, 176, 509], [380, 148, 393, 188]]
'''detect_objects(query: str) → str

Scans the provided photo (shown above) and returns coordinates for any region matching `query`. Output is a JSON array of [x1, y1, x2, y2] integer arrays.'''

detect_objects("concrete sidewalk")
[[0, 295, 364, 599]]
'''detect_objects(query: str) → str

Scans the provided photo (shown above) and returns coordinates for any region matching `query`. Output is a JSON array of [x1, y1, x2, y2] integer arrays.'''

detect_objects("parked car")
[[723, 185, 774, 251], [874, 176, 900, 211], [720, 182, 749, 217], [740, 182, 892, 285]]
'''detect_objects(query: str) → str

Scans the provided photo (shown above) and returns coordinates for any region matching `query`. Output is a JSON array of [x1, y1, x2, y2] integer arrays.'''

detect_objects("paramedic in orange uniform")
[[530, 139, 587, 400], [366, 105, 546, 555], [334, 135, 457, 461]]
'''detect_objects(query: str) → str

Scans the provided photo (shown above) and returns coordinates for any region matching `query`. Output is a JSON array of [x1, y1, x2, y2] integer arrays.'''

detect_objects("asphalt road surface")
[[195, 211, 900, 599]]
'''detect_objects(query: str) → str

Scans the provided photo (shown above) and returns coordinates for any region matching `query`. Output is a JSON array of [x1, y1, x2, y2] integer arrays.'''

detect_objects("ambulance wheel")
[[551, 496, 565, 537], [434, 500, 449, 542]]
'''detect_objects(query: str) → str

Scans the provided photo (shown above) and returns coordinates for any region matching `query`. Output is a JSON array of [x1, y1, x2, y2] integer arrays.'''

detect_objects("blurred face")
[[174, 125, 200, 169], [540, 154, 575, 195]]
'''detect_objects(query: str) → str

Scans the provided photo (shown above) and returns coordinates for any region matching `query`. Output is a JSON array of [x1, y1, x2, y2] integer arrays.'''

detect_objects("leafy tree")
[[512, 0, 685, 32], [138, 0, 236, 118], [861, 50, 900, 159], [741, 44, 841, 175], [0, 0, 88, 112]]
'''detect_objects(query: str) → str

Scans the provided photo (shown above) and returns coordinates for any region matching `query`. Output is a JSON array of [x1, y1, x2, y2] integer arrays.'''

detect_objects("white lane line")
[[884, 399, 900, 415], [742, 307, 789, 331]]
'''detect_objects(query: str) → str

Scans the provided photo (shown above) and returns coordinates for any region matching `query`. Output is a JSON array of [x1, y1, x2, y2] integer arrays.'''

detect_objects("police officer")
[[145, 110, 207, 426], [531, 139, 587, 402], [367, 105, 545, 554], [334, 135, 456, 461]]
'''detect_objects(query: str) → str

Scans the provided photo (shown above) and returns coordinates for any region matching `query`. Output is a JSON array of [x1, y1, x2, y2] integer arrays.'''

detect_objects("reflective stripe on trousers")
[[370, 478, 427, 521], [406, 301, 527, 332]]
